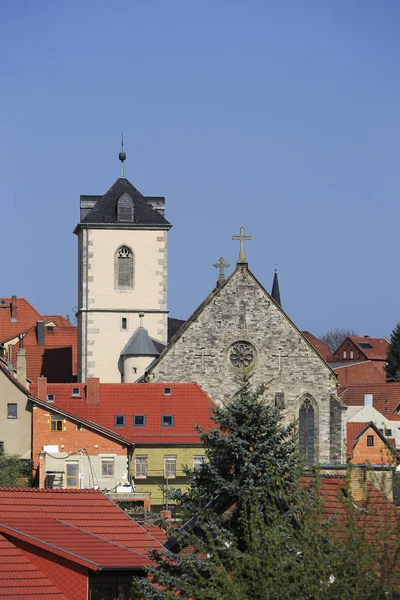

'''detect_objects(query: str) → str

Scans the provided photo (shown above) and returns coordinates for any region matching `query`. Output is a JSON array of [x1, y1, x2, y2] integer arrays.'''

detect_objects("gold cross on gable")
[[232, 226, 252, 264]]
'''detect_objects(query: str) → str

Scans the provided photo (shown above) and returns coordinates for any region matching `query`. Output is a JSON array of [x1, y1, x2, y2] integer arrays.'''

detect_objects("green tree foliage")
[[139, 386, 400, 599], [0, 452, 30, 487], [386, 322, 400, 380]]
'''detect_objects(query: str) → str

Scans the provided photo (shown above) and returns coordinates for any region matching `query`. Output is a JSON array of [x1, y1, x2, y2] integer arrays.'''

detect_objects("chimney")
[[364, 335, 370, 338], [87, 377, 100, 403], [10, 296, 17, 321], [16, 347, 27, 388], [160, 509, 172, 525], [36, 321, 45, 345], [7, 345, 14, 372], [349, 466, 367, 503], [37, 377, 48, 401], [39, 451, 47, 489]]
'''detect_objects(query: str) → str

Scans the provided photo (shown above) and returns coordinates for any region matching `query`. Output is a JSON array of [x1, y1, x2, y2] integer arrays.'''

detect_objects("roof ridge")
[[57, 519, 151, 557]]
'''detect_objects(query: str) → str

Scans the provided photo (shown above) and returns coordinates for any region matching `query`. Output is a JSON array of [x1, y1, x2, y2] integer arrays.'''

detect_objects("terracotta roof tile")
[[0, 488, 163, 556], [43, 316, 74, 328], [30, 382, 215, 444], [0, 533, 67, 598], [348, 337, 389, 361], [0, 520, 152, 569], [0, 298, 43, 343], [340, 383, 400, 415], [346, 422, 367, 457], [301, 331, 334, 361], [334, 361, 387, 387]]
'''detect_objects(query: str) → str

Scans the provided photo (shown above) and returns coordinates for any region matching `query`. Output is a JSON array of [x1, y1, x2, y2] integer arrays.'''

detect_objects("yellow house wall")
[[132, 446, 205, 507]]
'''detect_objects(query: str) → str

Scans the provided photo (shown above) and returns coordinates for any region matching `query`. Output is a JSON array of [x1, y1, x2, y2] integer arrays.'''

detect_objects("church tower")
[[74, 150, 171, 383]]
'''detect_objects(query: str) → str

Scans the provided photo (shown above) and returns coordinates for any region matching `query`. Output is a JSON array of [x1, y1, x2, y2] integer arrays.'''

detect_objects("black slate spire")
[[271, 269, 281, 307]]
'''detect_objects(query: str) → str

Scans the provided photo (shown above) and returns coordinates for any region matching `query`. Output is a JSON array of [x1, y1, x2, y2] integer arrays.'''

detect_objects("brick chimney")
[[87, 377, 100, 403], [10, 296, 17, 321], [160, 510, 172, 525], [16, 347, 27, 388], [37, 377, 48, 401], [349, 466, 367, 503]]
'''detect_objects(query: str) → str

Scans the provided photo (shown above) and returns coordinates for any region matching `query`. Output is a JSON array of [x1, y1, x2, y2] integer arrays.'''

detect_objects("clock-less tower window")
[[115, 245, 134, 289]]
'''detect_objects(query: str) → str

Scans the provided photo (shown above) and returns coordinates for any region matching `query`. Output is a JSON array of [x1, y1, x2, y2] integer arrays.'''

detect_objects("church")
[[74, 152, 346, 464]]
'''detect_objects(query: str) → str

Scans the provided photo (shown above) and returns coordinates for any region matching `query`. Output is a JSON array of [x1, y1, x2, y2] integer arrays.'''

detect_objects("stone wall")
[[149, 265, 344, 463]]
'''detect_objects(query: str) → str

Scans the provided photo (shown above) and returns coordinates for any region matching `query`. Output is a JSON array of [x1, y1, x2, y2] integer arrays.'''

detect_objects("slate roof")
[[0, 488, 163, 556], [30, 382, 215, 444], [271, 270, 281, 307], [168, 317, 186, 342], [0, 533, 67, 598], [76, 177, 171, 228], [121, 327, 160, 357]]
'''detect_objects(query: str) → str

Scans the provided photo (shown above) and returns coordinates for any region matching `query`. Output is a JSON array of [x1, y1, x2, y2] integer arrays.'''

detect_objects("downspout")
[[84, 224, 89, 382]]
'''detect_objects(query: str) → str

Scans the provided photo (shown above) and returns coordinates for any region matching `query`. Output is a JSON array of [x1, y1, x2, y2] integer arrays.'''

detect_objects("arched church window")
[[116, 245, 134, 289], [117, 193, 134, 222], [299, 397, 315, 465]]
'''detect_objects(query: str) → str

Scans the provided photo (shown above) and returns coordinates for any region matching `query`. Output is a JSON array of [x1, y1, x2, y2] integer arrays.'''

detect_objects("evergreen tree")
[[386, 322, 400, 380], [139, 386, 400, 599]]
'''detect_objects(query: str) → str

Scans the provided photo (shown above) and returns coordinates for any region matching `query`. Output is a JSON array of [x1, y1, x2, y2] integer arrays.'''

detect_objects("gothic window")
[[117, 193, 134, 222], [115, 245, 134, 289], [299, 397, 315, 465]]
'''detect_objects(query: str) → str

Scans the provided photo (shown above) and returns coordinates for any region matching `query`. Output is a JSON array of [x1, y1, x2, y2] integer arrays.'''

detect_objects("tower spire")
[[119, 134, 126, 177], [271, 267, 281, 307]]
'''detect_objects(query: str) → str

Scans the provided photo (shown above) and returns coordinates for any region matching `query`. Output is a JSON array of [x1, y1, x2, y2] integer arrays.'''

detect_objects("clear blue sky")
[[1, 1, 399, 338]]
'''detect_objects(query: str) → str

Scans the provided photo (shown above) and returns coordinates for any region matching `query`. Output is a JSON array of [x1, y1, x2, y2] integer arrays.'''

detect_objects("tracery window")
[[299, 397, 315, 465], [116, 245, 134, 289], [228, 341, 256, 369]]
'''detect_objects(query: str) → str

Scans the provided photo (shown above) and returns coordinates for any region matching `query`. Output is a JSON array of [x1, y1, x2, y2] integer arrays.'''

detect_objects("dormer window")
[[117, 193, 134, 222]]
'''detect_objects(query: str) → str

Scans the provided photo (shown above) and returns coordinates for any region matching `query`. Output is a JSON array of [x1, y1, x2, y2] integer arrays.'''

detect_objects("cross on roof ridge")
[[232, 226, 252, 264]]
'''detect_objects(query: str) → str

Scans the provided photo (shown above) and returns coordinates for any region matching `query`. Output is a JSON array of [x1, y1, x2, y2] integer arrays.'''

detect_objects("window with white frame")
[[164, 455, 177, 479], [101, 458, 114, 477], [193, 456, 204, 471], [135, 456, 147, 478]]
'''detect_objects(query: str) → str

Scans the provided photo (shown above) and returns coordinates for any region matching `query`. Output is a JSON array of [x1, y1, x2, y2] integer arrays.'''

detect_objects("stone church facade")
[[147, 263, 346, 464]]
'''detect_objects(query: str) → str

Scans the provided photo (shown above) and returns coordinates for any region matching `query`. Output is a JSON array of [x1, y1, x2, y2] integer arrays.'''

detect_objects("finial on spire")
[[213, 256, 230, 287], [271, 266, 282, 307], [139, 312, 145, 327], [119, 134, 126, 177], [232, 226, 252, 264]]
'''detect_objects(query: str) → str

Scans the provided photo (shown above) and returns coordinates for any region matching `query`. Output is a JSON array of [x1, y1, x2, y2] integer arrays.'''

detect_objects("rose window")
[[229, 341, 255, 369]]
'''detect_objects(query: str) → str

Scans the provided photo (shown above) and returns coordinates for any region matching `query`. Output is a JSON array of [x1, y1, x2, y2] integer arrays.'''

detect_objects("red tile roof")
[[340, 383, 400, 416], [9, 326, 78, 382], [301, 331, 334, 361], [346, 422, 367, 457], [0, 532, 67, 598], [30, 382, 215, 444], [334, 361, 387, 387], [0, 488, 163, 556], [43, 316, 74, 328], [0, 298, 43, 342], [0, 519, 152, 570], [348, 336, 389, 361]]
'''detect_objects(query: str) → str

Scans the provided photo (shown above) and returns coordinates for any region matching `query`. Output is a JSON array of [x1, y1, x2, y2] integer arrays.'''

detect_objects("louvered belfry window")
[[117, 246, 133, 288], [117, 193, 134, 222]]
